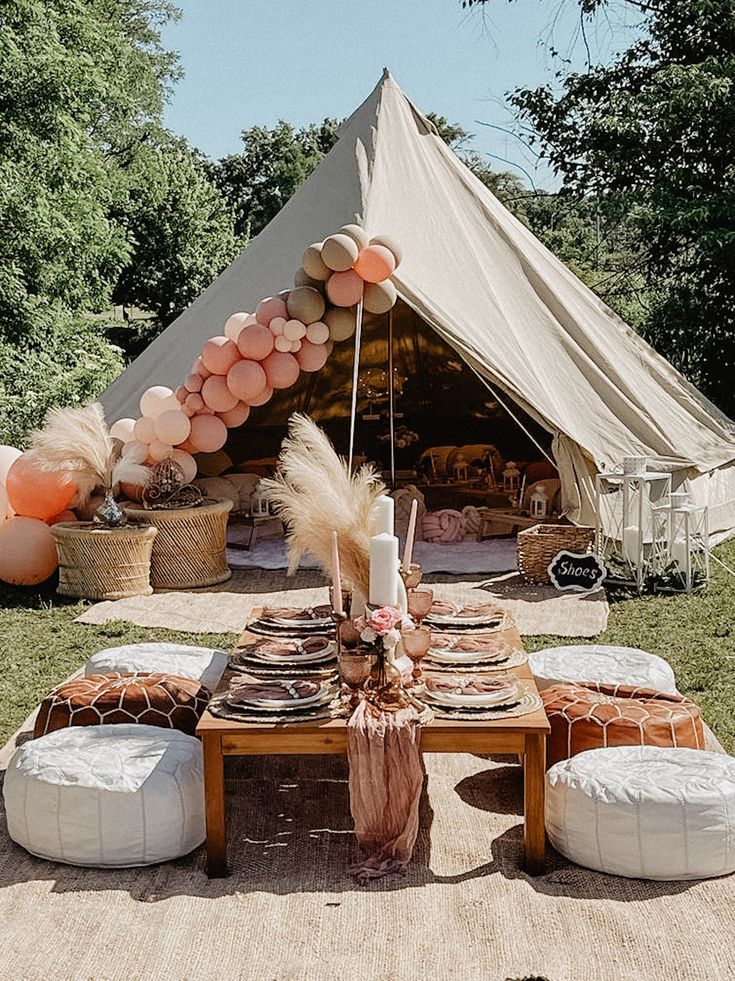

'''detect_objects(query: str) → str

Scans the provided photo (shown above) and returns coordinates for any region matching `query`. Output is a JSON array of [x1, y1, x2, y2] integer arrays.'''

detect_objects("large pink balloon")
[[354, 244, 396, 284], [202, 374, 239, 412], [262, 351, 300, 390], [0, 516, 58, 585], [184, 373, 203, 393], [201, 336, 240, 375], [170, 449, 198, 484], [236, 324, 274, 362], [218, 401, 251, 427], [185, 392, 204, 414], [189, 415, 228, 453], [296, 340, 329, 372], [133, 415, 156, 444], [249, 385, 273, 407], [6, 455, 76, 521], [227, 359, 267, 402], [154, 409, 191, 446], [0, 445, 22, 486], [140, 385, 178, 419], [109, 418, 136, 443], [256, 296, 288, 326], [326, 270, 364, 307]]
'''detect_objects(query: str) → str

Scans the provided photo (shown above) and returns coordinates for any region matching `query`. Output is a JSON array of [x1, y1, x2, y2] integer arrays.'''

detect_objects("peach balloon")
[[218, 401, 251, 427], [287, 286, 325, 325], [289, 339, 302, 353], [354, 244, 396, 284], [133, 415, 156, 444], [236, 323, 274, 362], [227, 359, 267, 402], [306, 321, 329, 344], [148, 439, 173, 463], [0, 483, 11, 521], [262, 351, 300, 390], [322, 233, 359, 272], [364, 279, 398, 314], [269, 317, 287, 336], [189, 415, 228, 453], [184, 373, 204, 393], [6, 454, 76, 521], [255, 295, 288, 326], [370, 234, 402, 267], [296, 340, 329, 373], [284, 319, 307, 341], [198, 406, 215, 415], [170, 449, 198, 484], [185, 392, 204, 414], [0, 445, 22, 485], [140, 385, 178, 419], [274, 335, 292, 353], [175, 386, 187, 404], [192, 357, 212, 380], [109, 418, 136, 443], [154, 409, 191, 446], [302, 242, 331, 281], [248, 385, 273, 407], [46, 509, 77, 525], [177, 438, 198, 455], [201, 336, 240, 375], [324, 306, 357, 342], [121, 440, 149, 463], [0, 516, 58, 585], [202, 374, 239, 413], [326, 270, 364, 307], [224, 311, 256, 341]]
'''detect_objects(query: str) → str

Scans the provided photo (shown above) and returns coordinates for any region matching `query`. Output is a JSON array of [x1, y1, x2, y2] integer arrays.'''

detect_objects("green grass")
[[1, 543, 734, 751]]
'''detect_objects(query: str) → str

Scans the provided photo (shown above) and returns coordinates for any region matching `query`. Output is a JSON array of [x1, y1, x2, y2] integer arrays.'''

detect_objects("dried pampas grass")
[[260, 414, 385, 593], [28, 403, 149, 506]]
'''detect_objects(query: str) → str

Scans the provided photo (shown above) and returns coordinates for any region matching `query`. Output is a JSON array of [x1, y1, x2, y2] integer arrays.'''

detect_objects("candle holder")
[[399, 562, 422, 591], [400, 625, 431, 687]]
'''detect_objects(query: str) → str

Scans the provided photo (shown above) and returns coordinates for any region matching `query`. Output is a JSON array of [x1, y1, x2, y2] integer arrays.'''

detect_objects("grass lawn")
[[1, 542, 734, 752]]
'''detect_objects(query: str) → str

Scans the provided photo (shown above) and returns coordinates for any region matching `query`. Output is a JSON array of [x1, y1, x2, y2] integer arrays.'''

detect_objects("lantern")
[[249, 483, 270, 518], [530, 484, 549, 519], [502, 461, 521, 497], [651, 493, 710, 592]]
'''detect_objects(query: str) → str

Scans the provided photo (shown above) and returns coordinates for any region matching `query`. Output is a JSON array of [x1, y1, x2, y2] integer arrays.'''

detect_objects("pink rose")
[[367, 606, 403, 636]]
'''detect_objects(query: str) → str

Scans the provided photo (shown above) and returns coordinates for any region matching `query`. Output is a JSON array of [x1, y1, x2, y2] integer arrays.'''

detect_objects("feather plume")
[[260, 414, 386, 593], [28, 402, 149, 506]]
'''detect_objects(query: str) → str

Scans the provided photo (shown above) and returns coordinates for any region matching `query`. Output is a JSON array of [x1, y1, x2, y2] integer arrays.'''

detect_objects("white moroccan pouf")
[[4, 725, 205, 867], [546, 746, 735, 880], [529, 644, 677, 695], [85, 642, 227, 691]]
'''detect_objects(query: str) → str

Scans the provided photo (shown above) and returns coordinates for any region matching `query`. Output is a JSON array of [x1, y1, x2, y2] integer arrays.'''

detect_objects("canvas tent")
[[101, 71, 735, 537]]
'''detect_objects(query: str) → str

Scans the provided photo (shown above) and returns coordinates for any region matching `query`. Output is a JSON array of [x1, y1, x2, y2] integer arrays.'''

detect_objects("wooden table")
[[197, 624, 550, 879]]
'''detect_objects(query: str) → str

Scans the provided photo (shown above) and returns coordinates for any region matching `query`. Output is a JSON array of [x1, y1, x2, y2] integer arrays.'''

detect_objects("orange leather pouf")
[[541, 681, 704, 767]]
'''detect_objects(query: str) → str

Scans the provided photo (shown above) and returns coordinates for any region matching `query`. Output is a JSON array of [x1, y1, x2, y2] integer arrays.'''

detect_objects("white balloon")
[[109, 418, 136, 443], [274, 334, 292, 352], [139, 386, 179, 419], [284, 319, 307, 341], [305, 321, 330, 345], [223, 312, 256, 341]]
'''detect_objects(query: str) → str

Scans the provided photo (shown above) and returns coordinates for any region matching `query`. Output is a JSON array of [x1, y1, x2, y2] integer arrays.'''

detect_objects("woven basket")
[[124, 498, 233, 590], [52, 522, 158, 601], [517, 523, 596, 584]]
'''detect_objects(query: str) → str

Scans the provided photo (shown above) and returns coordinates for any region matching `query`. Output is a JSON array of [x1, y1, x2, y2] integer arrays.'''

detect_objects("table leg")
[[523, 732, 546, 875], [202, 731, 228, 877]]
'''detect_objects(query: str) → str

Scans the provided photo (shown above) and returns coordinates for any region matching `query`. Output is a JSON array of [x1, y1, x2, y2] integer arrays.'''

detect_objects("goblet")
[[338, 651, 372, 693], [407, 586, 433, 625], [400, 562, 422, 591], [400, 626, 432, 686]]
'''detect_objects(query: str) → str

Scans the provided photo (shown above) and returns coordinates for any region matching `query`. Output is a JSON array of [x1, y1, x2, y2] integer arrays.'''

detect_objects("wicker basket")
[[52, 522, 158, 600], [517, 523, 596, 584], [124, 498, 233, 590]]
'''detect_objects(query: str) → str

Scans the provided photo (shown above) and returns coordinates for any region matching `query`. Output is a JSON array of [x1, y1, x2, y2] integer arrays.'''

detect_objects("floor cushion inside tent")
[[4, 725, 205, 867], [546, 745, 735, 880], [85, 642, 227, 691], [529, 645, 677, 695], [541, 681, 704, 766], [34, 673, 210, 739]]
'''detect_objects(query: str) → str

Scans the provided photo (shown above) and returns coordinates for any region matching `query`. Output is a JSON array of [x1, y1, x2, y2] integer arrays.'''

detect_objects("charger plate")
[[424, 649, 528, 672], [424, 612, 513, 632], [419, 686, 542, 721], [228, 656, 338, 681], [208, 691, 342, 724], [248, 621, 336, 638]]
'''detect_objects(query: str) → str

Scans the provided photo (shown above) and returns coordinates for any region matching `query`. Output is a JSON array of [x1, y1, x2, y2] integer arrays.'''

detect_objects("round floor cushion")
[[85, 642, 228, 691], [542, 681, 704, 766], [546, 746, 735, 880], [529, 645, 677, 695], [34, 673, 210, 739], [4, 724, 205, 867]]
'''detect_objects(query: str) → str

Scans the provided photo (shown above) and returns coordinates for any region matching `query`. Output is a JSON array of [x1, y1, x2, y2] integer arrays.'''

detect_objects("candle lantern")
[[529, 483, 548, 519], [502, 461, 521, 496], [249, 483, 270, 517], [651, 496, 710, 592], [595, 467, 672, 592]]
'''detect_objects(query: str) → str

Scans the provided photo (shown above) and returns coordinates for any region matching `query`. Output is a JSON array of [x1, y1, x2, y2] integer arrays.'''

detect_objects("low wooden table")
[[197, 623, 550, 879]]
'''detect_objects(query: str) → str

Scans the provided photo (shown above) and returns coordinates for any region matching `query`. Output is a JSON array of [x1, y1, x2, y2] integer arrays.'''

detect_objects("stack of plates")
[[209, 678, 337, 723], [249, 606, 335, 637], [419, 674, 539, 719], [424, 605, 510, 632], [425, 632, 527, 672], [230, 635, 338, 679]]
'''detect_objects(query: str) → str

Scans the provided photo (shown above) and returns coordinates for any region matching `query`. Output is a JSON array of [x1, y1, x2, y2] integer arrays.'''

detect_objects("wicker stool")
[[124, 498, 232, 590], [52, 522, 157, 600]]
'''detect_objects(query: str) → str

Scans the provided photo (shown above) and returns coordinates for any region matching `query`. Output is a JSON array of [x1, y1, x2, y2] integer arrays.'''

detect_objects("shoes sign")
[[547, 550, 606, 594]]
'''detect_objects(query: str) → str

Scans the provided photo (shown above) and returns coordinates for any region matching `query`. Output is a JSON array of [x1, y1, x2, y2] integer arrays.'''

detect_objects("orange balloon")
[[46, 509, 77, 525], [0, 516, 58, 585], [6, 454, 76, 521], [354, 244, 396, 284]]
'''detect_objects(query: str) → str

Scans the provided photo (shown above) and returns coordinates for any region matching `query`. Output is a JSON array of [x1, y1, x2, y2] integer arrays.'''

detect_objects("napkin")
[[428, 600, 502, 619], [228, 679, 320, 703], [425, 675, 516, 696], [429, 631, 511, 654], [262, 605, 332, 621]]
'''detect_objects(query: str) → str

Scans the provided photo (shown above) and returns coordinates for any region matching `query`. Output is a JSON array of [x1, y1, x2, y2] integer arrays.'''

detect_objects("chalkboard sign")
[[547, 550, 606, 594]]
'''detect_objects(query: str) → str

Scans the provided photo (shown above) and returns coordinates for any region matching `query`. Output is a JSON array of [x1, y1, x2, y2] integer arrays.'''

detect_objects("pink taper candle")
[[402, 498, 418, 570], [331, 530, 343, 616]]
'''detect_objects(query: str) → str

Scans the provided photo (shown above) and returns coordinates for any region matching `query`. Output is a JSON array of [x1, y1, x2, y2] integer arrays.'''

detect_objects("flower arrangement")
[[354, 606, 413, 654]]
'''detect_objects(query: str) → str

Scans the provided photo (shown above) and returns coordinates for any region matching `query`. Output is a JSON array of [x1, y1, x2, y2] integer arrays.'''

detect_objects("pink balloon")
[[0, 517, 58, 585], [218, 401, 251, 427], [140, 385, 178, 419], [0, 445, 22, 486], [202, 374, 239, 412], [201, 336, 240, 375], [224, 311, 256, 341], [109, 419, 136, 443], [326, 270, 364, 307], [175, 386, 187, 403], [192, 357, 212, 380], [296, 340, 329, 372], [262, 351, 300, 390], [248, 385, 273, 407], [189, 415, 228, 453], [197, 406, 215, 415], [184, 373, 203, 393], [154, 409, 191, 446], [177, 438, 198, 455], [185, 392, 204, 414], [236, 323, 274, 362], [148, 439, 173, 463], [256, 296, 288, 326], [133, 416, 156, 444], [170, 449, 198, 484], [354, 244, 396, 284], [227, 359, 267, 402]]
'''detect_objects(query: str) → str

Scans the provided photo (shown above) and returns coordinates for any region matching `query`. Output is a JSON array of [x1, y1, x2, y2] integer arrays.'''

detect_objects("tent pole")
[[388, 307, 396, 489], [348, 299, 364, 475]]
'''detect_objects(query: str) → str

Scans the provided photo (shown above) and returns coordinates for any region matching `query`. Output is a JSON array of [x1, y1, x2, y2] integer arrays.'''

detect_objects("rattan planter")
[[517, 523, 596, 584], [52, 522, 158, 601], [124, 498, 233, 590]]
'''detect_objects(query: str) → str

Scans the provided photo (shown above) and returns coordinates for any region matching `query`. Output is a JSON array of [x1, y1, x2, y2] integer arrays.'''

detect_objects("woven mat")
[[74, 570, 608, 638]]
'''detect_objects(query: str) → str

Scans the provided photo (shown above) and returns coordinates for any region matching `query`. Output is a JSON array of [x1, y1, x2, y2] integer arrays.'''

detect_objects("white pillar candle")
[[330, 530, 343, 616], [671, 538, 688, 572], [622, 524, 639, 565], [369, 532, 399, 607], [402, 498, 418, 569], [371, 494, 394, 536]]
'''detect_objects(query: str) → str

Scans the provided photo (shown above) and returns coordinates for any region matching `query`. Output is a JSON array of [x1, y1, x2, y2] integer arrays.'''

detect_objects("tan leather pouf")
[[541, 681, 704, 767]]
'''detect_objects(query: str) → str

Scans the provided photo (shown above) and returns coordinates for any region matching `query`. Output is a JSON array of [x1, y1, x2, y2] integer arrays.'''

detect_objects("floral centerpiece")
[[354, 605, 415, 708]]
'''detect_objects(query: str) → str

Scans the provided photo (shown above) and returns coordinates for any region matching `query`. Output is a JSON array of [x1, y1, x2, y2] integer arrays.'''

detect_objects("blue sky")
[[160, 1, 641, 191]]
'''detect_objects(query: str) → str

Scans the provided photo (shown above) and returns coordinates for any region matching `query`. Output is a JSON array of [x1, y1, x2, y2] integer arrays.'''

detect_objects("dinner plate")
[[426, 647, 511, 665], [252, 640, 337, 663], [248, 620, 336, 638], [423, 680, 519, 708], [424, 613, 509, 631], [226, 682, 331, 711]]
